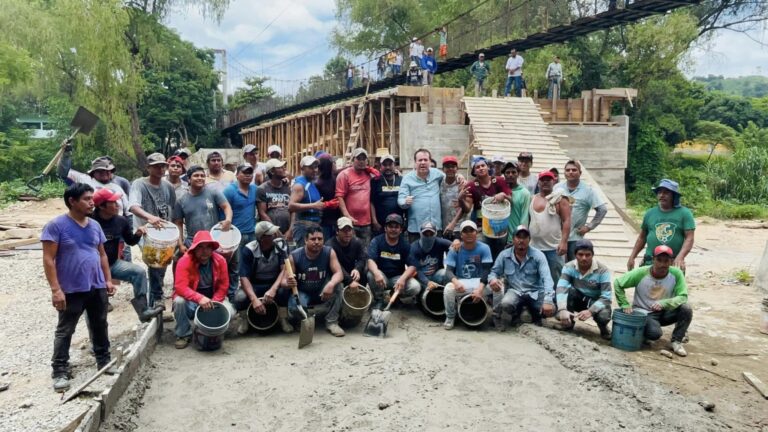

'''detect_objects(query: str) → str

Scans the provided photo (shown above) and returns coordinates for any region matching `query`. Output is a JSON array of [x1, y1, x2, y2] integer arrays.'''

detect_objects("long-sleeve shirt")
[[489, 246, 554, 304], [546, 62, 562, 78], [398, 168, 445, 233], [91, 213, 142, 266], [421, 55, 437, 74], [556, 259, 612, 313], [174, 252, 229, 304], [614, 266, 688, 312], [469, 61, 490, 80], [327, 236, 368, 286], [408, 238, 452, 286]]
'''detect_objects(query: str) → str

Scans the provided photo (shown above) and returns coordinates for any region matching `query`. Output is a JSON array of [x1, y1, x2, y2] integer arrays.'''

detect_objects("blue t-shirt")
[[368, 234, 410, 279], [223, 182, 257, 234], [41, 214, 107, 294], [408, 238, 452, 281], [445, 242, 493, 280]]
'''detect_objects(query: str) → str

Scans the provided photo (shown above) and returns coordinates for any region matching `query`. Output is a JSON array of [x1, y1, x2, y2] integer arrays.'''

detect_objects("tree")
[[229, 77, 275, 109], [694, 120, 739, 161]]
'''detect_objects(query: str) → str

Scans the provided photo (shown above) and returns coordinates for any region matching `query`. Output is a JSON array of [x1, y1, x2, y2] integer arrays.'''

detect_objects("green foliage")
[[0, 179, 65, 204], [733, 268, 754, 285], [693, 75, 768, 98], [699, 91, 767, 129], [229, 77, 275, 110], [708, 144, 768, 203]]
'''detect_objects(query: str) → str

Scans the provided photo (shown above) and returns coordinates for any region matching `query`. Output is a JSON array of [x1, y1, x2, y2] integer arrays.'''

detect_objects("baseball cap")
[[459, 220, 478, 232], [653, 245, 674, 257], [352, 148, 368, 159], [384, 213, 404, 226], [538, 171, 556, 180], [337, 217, 354, 229], [502, 161, 519, 172], [517, 152, 533, 160], [206, 151, 222, 161], [242, 144, 257, 154], [381, 154, 396, 164], [255, 221, 280, 239], [491, 155, 506, 163], [513, 225, 531, 236], [426, 47, 433, 52], [300, 155, 318, 167], [420, 221, 437, 234], [442, 155, 458, 166], [479, 53, 485, 57], [236, 163, 254, 173], [267, 145, 282, 155], [146, 152, 168, 166], [573, 239, 594, 254], [174, 148, 191, 158], [265, 158, 287, 171], [87, 158, 115, 174], [93, 188, 122, 206]]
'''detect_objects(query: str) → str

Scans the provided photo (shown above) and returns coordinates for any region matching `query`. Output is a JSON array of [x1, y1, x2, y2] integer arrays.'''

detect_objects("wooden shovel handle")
[[284, 258, 298, 297], [384, 289, 400, 311]]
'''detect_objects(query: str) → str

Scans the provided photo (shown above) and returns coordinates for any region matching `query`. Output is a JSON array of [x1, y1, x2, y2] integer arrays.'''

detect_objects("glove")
[[323, 198, 340, 209], [365, 166, 381, 179]]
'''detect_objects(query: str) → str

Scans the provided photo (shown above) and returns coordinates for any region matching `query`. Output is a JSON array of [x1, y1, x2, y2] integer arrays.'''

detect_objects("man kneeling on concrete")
[[173, 230, 230, 349], [488, 225, 554, 328], [407, 221, 452, 293], [555, 239, 612, 339], [233, 221, 292, 335], [367, 213, 421, 309], [443, 220, 496, 330], [285, 226, 346, 337], [614, 245, 692, 356]]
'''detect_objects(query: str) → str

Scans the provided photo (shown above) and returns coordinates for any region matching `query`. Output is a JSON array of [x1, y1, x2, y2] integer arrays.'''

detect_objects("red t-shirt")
[[467, 176, 511, 212], [335, 168, 373, 226]]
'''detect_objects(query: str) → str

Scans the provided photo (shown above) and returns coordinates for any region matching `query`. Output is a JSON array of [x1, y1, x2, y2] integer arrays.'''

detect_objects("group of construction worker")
[[42, 143, 695, 392]]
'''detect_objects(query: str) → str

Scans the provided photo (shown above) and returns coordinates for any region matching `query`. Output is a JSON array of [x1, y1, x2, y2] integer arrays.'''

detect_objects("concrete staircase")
[[462, 96, 636, 272]]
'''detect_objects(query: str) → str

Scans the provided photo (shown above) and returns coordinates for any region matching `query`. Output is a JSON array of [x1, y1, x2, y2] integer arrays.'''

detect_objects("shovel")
[[27, 106, 100, 193], [363, 289, 399, 338], [276, 241, 314, 349]]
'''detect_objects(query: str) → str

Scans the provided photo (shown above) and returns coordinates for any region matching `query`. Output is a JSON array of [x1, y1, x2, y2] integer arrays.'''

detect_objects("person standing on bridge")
[[421, 47, 437, 86], [346, 62, 355, 90], [406, 61, 422, 86], [438, 26, 448, 59], [469, 53, 491, 97], [409, 37, 424, 65], [546, 56, 563, 99], [555, 160, 607, 261], [504, 48, 524, 97], [394, 50, 403, 75]]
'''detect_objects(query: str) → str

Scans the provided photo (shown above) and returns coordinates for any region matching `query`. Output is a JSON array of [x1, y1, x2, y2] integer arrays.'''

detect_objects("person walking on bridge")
[[421, 47, 437, 86], [546, 56, 563, 99], [469, 53, 491, 96], [504, 48, 524, 97]]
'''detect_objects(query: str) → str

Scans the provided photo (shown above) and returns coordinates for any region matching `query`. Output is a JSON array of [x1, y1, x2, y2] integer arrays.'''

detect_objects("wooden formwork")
[[532, 87, 637, 124], [239, 86, 465, 172]]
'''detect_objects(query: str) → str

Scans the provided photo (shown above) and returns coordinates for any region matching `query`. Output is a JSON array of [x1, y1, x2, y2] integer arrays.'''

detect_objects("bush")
[[0, 179, 66, 204]]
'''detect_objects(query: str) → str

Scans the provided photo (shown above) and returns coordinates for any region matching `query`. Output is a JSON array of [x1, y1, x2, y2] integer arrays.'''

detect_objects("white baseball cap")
[[267, 145, 282, 155], [300, 155, 318, 167]]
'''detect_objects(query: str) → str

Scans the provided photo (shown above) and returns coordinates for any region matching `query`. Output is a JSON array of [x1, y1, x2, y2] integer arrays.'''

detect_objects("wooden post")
[[389, 96, 395, 152], [379, 99, 385, 149], [567, 98, 573, 121]]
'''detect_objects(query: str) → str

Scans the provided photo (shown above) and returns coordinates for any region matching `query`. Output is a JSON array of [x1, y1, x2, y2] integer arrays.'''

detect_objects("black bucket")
[[457, 295, 489, 327], [193, 329, 223, 351], [420, 287, 445, 318], [247, 298, 279, 332]]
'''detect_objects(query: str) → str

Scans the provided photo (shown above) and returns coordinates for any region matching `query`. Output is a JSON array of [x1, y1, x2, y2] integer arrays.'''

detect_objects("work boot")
[[598, 324, 611, 340], [97, 362, 119, 375], [327, 322, 345, 337], [236, 311, 249, 335], [174, 336, 191, 349], [52, 376, 70, 393], [131, 297, 164, 323], [671, 341, 688, 357], [277, 307, 294, 334], [493, 315, 506, 332]]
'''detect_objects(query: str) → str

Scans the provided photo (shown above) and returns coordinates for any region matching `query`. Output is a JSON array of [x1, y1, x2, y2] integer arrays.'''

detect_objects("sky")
[[166, 0, 768, 96]]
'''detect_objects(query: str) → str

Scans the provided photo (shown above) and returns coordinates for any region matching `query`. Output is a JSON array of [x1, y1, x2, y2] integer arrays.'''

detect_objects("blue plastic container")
[[611, 310, 647, 351]]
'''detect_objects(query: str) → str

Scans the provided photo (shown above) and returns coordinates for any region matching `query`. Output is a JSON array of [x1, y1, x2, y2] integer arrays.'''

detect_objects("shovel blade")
[[70, 106, 100, 135], [298, 316, 314, 349]]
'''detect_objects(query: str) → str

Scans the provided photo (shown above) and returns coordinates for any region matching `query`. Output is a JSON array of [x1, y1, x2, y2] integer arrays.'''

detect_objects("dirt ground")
[[0, 200, 767, 431]]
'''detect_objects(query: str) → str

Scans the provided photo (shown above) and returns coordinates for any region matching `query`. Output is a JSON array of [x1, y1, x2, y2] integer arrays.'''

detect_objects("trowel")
[[275, 237, 314, 349], [363, 290, 399, 338], [27, 106, 100, 192]]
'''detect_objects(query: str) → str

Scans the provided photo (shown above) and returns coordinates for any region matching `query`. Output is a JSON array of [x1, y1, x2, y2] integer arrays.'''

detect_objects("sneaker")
[[443, 318, 455, 330], [681, 334, 690, 343], [174, 336, 191, 349], [52, 376, 70, 393], [327, 323, 345, 337], [279, 319, 294, 334], [671, 341, 688, 357]]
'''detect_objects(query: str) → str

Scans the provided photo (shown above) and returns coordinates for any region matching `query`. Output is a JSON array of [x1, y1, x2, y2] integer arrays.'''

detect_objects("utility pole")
[[213, 48, 228, 106]]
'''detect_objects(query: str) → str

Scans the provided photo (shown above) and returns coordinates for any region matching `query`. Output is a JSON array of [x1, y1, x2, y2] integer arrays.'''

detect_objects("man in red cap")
[[173, 230, 230, 349], [614, 245, 692, 357], [529, 170, 571, 290]]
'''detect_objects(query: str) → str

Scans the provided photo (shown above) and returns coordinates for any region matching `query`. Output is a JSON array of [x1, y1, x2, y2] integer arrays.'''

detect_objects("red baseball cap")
[[538, 170, 555, 180], [653, 245, 674, 257], [442, 155, 459, 166], [93, 188, 123, 207]]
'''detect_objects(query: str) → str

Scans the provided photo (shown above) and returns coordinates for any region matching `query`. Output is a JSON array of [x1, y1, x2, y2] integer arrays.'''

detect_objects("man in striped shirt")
[[555, 239, 612, 340]]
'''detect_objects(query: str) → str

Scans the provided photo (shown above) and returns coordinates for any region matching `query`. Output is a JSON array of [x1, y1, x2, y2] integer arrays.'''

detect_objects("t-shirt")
[[445, 242, 493, 281], [129, 177, 177, 227], [408, 238, 452, 284], [92, 213, 141, 265], [507, 183, 531, 240], [316, 175, 341, 228], [173, 188, 226, 245], [327, 236, 367, 285], [518, 174, 538, 195], [257, 181, 292, 234], [205, 170, 236, 194], [368, 234, 410, 279], [41, 215, 107, 294], [440, 178, 468, 233], [640, 206, 696, 258], [556, 181, 605, 241], [505, 55, 524, 77], [371, 175, 403, 226], [197, 260, 214, 299], [335, 168, 372, 226], [466, 176, 511, 219], [223, 182, 257, 234]]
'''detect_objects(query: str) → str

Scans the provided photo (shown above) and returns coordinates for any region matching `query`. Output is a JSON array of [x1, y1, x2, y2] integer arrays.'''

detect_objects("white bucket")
[[481, 198, 510, 238], [142, 222, 179, 268], [210, 223, 241, 257]]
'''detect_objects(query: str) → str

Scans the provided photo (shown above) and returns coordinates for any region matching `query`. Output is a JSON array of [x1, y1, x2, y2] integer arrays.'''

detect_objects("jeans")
[[346, 77, 353, 90], [547, 77, 561, 99], [225, 251, 239, 301], [354, 225, 372, 249], [499, 290, 545, 325], [367, 271, 421, 306], [233, 283, 290, 311], [564, 289, 611, 329], [444, 281, 500, 320], [173, 296, 199, 338], [541, 249, 564, 291], [110, 259, 147, 299], [148, 266, 167, 307], [644, 304, 693, 342], [504, 76, 523, 97], [474, 79, 485, 96], [393, 65, 401, 75], [52, 288, 110, 377], [417, 269, 449, 291], [287, 283, 342, 324]]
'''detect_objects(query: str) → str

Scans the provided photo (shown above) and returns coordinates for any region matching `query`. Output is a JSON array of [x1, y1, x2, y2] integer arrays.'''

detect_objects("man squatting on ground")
[[367, 214, 421, 309]]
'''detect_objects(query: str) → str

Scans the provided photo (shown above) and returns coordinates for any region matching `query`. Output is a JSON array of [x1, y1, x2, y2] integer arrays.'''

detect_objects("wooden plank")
[[743, 372, 768, 399]]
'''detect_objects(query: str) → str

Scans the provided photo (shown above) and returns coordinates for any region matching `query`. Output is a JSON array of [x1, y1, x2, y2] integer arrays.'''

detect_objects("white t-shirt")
[[395, 53, 403, 66], [546, 62, 562, 78], [414, 43, 424, 59], [505, 55, 524, 77]]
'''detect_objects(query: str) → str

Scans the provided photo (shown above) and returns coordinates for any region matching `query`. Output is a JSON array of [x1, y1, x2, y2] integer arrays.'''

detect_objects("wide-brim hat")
[[187, 230, 220, 254], [652, 179, 682, 208]]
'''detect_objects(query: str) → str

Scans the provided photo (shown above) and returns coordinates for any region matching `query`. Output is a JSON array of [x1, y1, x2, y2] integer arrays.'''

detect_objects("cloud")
[[688, 29, 768, 78]]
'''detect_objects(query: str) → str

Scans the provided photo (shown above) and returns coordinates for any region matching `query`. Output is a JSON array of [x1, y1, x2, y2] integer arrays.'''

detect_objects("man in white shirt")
[[504, 49, 524, 97], [546, 56, 563, 99]]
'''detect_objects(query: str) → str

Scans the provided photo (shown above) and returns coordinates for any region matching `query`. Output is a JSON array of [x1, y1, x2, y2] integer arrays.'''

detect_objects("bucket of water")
[[420, 287, 445, 318], [247, 297, 279, 332], [611, 310, 647, 352], [481, 198, 510, 239], [210, 223, 241, 257], [142, 222, 178, 268], [457, 295, 489, 327], [340, 285, 372, 328]]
